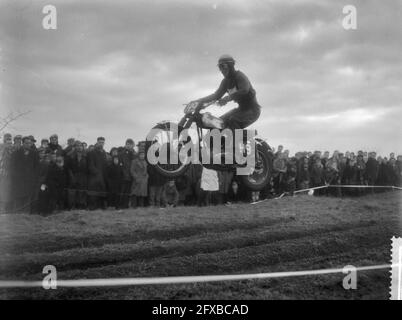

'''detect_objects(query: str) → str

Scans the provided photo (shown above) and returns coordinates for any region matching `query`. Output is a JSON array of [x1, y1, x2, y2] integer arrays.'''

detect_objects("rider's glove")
[[185, 101, 200, 114], [218, 96, 231, 106]]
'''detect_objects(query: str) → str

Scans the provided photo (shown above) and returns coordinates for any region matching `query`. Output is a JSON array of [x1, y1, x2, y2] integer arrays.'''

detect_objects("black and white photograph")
[[0, 0, 401, 307]]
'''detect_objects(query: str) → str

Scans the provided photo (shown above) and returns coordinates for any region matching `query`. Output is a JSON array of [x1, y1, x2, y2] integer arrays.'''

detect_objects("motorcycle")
[[145, 101, 273, 191]]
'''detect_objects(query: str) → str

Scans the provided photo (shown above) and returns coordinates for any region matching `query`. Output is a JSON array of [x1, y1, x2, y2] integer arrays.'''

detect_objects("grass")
[[0, 191, 401, 299]]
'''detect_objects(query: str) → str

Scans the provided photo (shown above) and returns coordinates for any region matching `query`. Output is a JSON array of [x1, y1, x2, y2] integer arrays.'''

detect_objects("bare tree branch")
[[0, 110, 31, 132]]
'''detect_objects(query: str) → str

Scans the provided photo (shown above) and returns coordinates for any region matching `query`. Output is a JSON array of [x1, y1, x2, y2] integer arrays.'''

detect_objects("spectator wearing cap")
[[13, 135, 22, 150], [63, 138, 75, 158], [87, 137, 108, 210], [321, 151, 330, 167], [47, 134, 63, 155], [9, 136, 39, 213], [118, 138, 136, 209], [274, 145, 283, 159], [82, 142, 88, 151], [137, 141, 146, 154], [130, 151, 148, 208], [28, 135, 37, 150], [65, 140, 88, 209]]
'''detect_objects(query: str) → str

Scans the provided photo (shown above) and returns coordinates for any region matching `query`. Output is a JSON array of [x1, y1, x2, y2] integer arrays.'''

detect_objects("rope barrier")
[[0, 263, 397, 288], [294, 185, 329, 194], [328, 185, 396, 189], [250, 183, 402, 203]]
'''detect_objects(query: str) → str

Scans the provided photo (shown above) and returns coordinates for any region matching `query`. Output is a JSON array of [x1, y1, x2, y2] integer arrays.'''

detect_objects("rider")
[[191, 54, 261, 130]]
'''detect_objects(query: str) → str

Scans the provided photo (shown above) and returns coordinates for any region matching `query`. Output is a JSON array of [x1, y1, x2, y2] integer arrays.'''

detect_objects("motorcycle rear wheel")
[[239, 143, 272, 191]]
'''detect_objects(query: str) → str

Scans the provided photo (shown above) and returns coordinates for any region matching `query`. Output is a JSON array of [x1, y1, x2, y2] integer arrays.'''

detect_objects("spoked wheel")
[[240, 143, 273, 191], [145, 123, 191, 179]]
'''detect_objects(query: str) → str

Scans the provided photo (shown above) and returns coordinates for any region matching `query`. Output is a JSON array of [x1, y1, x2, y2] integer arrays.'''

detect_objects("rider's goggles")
[[218, 63, 228, 70]]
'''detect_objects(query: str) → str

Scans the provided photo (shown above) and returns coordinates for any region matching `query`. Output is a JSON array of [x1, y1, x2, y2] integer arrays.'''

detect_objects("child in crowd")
[[162, 180, 180, 207]]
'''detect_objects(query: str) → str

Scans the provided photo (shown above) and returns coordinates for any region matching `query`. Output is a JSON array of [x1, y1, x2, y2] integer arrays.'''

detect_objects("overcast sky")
[[1, 0, 401, 155]]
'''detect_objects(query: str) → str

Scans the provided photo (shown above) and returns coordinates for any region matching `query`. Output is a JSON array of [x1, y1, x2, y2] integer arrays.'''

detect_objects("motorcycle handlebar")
[[183, 100, 217, 116]]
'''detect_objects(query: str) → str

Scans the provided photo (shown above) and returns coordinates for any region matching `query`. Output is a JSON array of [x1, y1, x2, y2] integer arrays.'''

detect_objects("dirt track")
[[0, 192, 401, 299]]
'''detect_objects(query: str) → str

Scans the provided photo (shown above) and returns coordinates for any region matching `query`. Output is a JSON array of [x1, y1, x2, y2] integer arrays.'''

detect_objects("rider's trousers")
[[220, 105, 261, 129]]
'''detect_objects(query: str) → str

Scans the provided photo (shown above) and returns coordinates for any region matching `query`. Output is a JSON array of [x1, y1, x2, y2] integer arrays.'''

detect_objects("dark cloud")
[[0, 0, 401, 154]]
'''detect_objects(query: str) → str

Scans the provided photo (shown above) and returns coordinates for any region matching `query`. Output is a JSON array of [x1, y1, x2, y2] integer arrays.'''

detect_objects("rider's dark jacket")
[[214, 70, 259, 110], [202, 70, 259, 111], [199, 69, 261, 129]]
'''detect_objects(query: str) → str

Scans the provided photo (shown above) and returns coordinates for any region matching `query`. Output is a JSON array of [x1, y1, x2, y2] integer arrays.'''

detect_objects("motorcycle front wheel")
[[145, 122, 191, 179]]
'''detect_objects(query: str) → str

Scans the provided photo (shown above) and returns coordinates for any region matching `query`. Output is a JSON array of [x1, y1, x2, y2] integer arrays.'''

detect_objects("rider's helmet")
[[217, 54, 235, 66]]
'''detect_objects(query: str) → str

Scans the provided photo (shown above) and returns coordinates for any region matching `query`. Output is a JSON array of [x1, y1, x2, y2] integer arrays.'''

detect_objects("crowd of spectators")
[[271, 145, 402, 197], [0, 133, 401, 215]]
